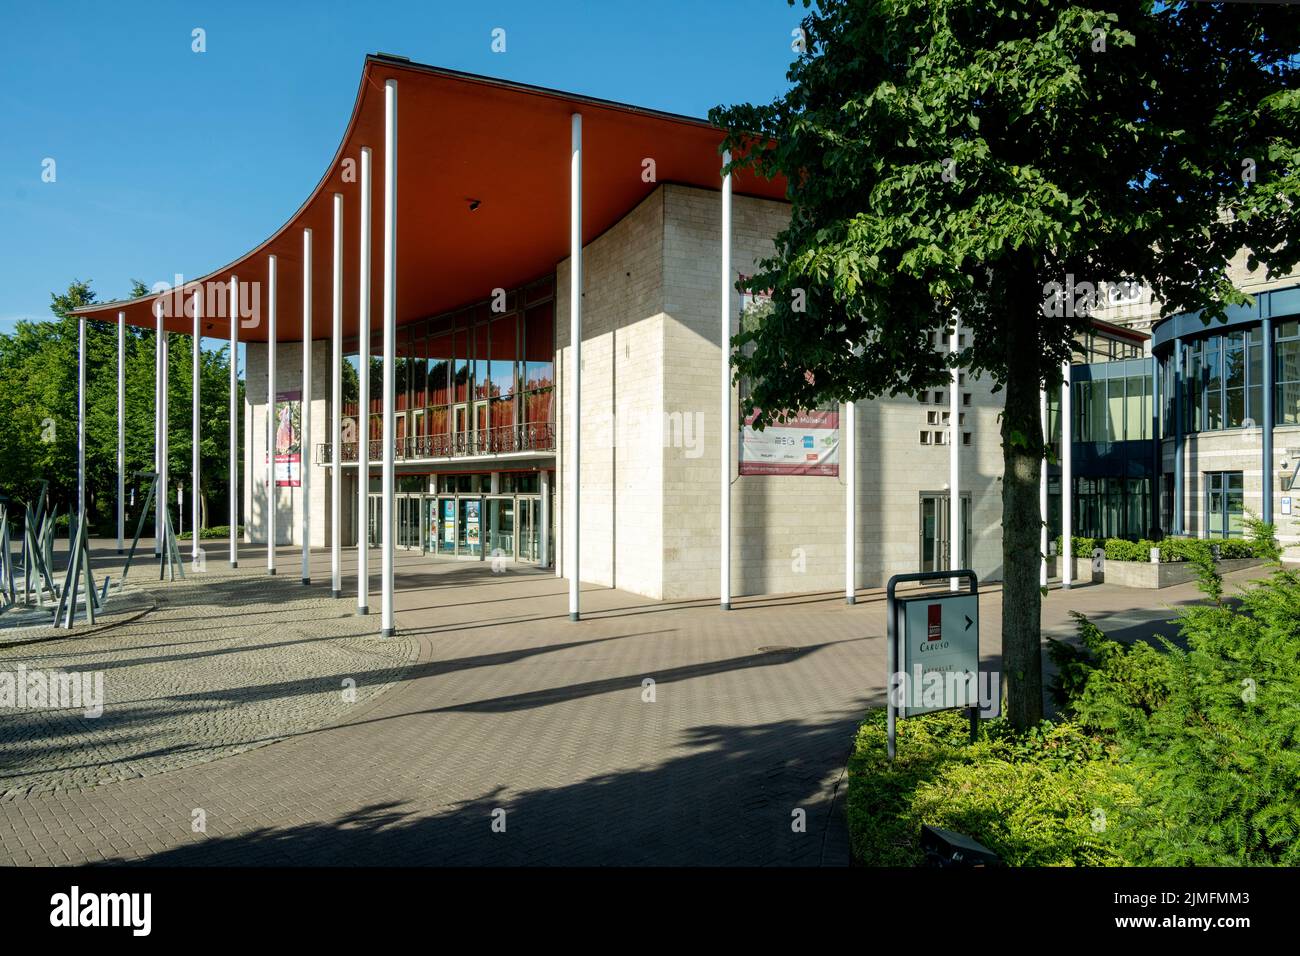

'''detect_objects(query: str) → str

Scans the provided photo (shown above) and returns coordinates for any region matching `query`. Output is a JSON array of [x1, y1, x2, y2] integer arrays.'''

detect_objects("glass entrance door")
[[396, 495, 424, 551], [919, 494, 971, 572], [486, 496, 515, 560], [457, 496, 483, 557], [517, 498, 538, 562]]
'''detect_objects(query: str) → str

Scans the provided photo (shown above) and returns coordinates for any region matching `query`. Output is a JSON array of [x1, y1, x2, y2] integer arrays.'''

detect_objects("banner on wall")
[[274, 389, 302, 487], [739, 407, 840, 477]]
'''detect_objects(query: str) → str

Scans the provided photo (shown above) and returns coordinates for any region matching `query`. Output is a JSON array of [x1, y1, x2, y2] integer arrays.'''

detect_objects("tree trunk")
[[1000, 310, 1046, 730]]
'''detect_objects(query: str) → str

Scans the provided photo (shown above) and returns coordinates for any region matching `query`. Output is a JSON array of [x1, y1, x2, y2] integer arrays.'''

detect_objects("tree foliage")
[[0, 280, 241, 534], [711, 0, 1300, 727]]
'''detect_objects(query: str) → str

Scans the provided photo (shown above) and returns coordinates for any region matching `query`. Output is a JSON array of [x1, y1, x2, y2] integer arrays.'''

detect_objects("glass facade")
[[1048, 355, 1157, 541], [1070, 371, 1152, 443], [339, 275, 556, 460], [1160, 321, 1300, 435], [1278, 320, 1300, 426]]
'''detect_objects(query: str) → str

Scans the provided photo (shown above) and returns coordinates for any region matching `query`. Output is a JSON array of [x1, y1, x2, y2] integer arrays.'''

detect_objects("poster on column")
[[274, 389, 302, 487], [739, 407, 840, 476]]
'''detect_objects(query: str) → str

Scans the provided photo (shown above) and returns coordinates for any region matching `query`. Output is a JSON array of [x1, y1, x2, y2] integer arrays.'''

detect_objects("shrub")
[[1103, 538, 1156, 563], [846, 710, 1136, 866], [177, 524, 242, 541], [1063, 565, 1300, 865], [1054, 534, 1100, 559]]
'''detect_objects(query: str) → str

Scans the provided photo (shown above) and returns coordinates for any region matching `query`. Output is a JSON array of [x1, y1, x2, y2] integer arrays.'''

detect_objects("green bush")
[[1058, 567, 1300, 865], [846, 710, 1136, 866], [177, 524, 242, 541], [1054, 534, 1100, 559], [851, 562, 1300, 866], [1104, 538, 1156, 562]]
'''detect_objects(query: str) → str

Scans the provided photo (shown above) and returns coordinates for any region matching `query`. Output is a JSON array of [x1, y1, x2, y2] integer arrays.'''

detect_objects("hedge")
[[1055, 534, 1264, 563]]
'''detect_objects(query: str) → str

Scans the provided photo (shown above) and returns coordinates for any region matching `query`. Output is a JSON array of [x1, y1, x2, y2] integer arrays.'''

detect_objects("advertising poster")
[[443, 499, 455, 544], [465, 500, 481, 547], [739, 408, 840, 477], [274, 389, 302, 487]]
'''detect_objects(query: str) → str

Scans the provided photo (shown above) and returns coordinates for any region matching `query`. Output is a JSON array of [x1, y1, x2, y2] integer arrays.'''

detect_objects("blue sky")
[[0, 0, 800, 335]]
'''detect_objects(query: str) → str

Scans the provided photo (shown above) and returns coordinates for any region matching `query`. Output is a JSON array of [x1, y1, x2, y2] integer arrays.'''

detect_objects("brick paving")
[[0, 540, 1271, 866]]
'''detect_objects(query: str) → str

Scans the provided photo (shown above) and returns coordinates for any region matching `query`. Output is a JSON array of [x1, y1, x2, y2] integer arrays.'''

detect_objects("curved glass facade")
[[1159, 318, 1300, 435]]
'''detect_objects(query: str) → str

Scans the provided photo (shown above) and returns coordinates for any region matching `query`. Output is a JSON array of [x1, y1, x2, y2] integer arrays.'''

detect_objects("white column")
[[380, 78, 398, 637], [357, 146, 373, 614], [1039, 388, 1049, 588], [844, 400, 855, 604], [301, 229, 313, 584], [568, 111, 582, 622], [229, 277, 240, 567], [1061, 361, 1073, 590], [155, 303, 164, 557], [267, 254, 278, 574], [117, 311, 125, 553], [160, 312, 169, 551], [540, 469, 551, 569], [331, 192, 344, 598], [77, 315, 86, 529], [949, 318, 960, 590], [719, 148, 732, 611], [192, 291, 202, 559]]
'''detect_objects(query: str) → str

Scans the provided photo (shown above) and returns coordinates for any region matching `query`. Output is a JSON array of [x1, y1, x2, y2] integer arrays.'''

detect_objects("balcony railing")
[[316, 421, 555, 465]]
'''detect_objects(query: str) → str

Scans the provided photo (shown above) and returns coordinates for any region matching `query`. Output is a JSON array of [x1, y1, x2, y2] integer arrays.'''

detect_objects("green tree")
[[0, 279, 240, 537], [711, 0, 1300, 728]]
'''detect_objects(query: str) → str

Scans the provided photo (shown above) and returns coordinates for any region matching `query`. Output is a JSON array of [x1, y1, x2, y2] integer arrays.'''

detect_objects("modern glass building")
[[1051, 284, 1300, 553], [1151, 284, 1300, 542]]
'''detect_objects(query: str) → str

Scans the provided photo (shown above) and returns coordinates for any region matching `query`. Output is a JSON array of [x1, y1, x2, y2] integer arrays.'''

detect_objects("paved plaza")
[[0, 542, 1268, 866]]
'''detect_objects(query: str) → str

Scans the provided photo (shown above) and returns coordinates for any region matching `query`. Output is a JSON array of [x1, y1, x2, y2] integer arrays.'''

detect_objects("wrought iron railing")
[[316, 421, 555, 465]]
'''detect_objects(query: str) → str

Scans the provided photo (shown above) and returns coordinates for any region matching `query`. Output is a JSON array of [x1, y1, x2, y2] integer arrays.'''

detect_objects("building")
[[68, 53, 1017, 628], [66, 54, 1298, 636], [1057, 259, 1300, 555]]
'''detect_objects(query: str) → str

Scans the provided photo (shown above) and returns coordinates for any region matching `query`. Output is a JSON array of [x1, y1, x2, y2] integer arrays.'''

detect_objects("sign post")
[[886, 569, 981, 760]]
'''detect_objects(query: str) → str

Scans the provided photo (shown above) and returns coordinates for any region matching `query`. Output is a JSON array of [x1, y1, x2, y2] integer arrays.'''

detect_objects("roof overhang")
[[72, 54, 789, 343]]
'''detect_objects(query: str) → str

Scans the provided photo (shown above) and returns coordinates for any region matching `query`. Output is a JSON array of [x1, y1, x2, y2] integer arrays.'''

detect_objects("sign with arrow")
[[895, 591, 980, 718]]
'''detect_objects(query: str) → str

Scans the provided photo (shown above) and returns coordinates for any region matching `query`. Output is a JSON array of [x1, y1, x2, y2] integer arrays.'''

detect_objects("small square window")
[[926, 411, 938, 425], [918, 391, 929, 404], [962, 393, 972, 406], [962, 432, 972, 446], [936, 430, 948, 445], [934, 391, 946, 405], [941, 411, 951, 424], [919, 431, 931, 445]]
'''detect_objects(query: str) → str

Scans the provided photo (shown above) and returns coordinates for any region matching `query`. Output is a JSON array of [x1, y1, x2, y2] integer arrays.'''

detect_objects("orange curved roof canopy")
[[74, 54, 789, 343]]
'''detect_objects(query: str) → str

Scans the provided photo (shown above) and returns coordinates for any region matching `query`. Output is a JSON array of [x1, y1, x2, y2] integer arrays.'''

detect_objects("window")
[[1176, 327, 1280, 433], [1278, 320, 1300, 426], [962, 393, 972, 406], [934, 390, 945, 405], [919, 431, 931, 445], [926, 411, 938, 425], [962, 432, 972, 446], [918, 391, 929, 404], [1204, 471, 1244, 538]]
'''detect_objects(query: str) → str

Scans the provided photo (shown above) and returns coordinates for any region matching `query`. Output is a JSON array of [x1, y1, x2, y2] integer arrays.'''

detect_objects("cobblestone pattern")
[[0, 568, 416, 799], [0, 543, 1269, 866]]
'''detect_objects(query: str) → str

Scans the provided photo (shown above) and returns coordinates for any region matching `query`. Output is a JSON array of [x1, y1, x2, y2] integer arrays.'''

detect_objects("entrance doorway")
[[919, 492, 972, 572]]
